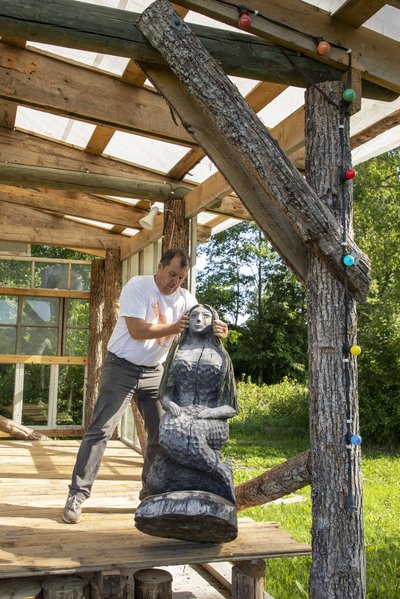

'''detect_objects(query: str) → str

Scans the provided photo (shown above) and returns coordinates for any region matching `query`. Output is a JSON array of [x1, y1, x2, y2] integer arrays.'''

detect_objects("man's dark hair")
[[160, 248, 190, 268]]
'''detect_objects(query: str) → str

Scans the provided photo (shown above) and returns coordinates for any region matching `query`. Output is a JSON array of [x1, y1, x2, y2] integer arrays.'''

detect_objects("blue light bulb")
[[343, 254, 355, 266], [350, 434, 362, 446]]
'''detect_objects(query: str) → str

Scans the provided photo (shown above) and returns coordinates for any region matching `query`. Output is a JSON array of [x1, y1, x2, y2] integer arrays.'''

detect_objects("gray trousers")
[[70, 351, 163, 498]]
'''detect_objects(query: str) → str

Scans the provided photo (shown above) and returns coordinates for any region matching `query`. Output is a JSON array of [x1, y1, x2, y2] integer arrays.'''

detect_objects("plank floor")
[[0, 439, 310, 585]]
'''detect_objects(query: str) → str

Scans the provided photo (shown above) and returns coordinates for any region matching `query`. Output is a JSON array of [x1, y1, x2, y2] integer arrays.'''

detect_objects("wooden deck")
[[0, 439, 311, 582]]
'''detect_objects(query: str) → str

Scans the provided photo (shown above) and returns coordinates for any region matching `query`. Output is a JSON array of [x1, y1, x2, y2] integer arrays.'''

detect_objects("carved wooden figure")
[[135, 304, 238, 543]]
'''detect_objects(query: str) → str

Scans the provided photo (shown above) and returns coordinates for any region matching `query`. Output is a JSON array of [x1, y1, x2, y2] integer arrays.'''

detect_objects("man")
[[63, 248, 228, 523]]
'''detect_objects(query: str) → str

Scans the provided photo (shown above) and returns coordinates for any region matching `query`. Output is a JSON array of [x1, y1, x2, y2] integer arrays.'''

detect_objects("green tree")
[[196, 222, 307, 384], [353, 149, 400, 444]]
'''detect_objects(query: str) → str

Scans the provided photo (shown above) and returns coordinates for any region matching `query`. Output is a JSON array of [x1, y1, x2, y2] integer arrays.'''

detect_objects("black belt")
[[108, 351, 160, 370]]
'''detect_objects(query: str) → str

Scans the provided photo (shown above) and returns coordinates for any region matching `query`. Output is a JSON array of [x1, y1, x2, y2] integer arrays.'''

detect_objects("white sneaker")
[[63, 492, 86, 524]]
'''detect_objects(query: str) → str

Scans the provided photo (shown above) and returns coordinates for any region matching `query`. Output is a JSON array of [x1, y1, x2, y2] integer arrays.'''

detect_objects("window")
[[0, 296, 89, 356]]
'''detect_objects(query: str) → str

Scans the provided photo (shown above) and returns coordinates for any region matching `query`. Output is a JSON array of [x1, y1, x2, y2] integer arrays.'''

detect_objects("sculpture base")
[[135, 490, 238, 543]]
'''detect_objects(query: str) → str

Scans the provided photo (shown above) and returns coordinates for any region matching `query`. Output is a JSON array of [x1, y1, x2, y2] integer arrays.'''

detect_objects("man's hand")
[[213, 319, 229, 339], [173, 312, 190, 335]]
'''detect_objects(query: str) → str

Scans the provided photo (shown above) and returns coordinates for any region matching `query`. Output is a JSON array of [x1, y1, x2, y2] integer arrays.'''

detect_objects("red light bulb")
[[344, 168, 357, 180], [238, 11, 251, 30]]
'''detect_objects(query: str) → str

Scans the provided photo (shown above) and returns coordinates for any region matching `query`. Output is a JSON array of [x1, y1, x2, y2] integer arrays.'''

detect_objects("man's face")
[[155, 256, 189, 295]]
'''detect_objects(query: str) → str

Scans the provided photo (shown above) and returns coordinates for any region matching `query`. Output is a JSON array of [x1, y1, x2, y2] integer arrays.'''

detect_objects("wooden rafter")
[[333, 0, 389, 28], [174, 0, 400, 94], [0, 201, 123, 250], [0, 0, 396, 99]]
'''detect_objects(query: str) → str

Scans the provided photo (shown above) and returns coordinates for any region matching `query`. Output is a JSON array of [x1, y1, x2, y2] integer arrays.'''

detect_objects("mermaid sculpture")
[[135, 304, 238, 543]]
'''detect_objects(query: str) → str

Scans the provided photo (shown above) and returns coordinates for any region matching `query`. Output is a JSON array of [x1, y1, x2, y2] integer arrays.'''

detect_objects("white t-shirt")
[[107, 275, 197, 366]]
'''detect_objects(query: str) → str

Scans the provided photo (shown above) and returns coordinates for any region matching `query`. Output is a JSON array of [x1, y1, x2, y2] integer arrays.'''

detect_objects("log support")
[[42, 576, 90, 599], [232, 559, 266, 599], [85, 258, 105, 428], [305, 81, 365, 597], [133, 568, 172, 599], [90, 569, 127, 599]]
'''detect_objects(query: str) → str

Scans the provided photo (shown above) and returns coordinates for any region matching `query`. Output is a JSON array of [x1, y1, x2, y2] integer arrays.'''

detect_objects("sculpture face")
[[189, 306, 213, 335]]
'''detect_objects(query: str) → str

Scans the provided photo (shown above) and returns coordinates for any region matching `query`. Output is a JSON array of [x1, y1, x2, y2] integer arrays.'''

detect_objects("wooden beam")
[[0, 163, 192, 200], [0, 42, 195, 147], [85, 126, 115, 157], [0, 201, 122, 249], [0, 354, 87, 364], [0, 127, 186, 186], [351, 108, 400, 149], [0, 0, 396, 100], [333, 0, 388, 28], [0, 287, 89, 299], [167, 82, 287, 181], [0, 185, 147, 228], [137, 1, 371, 302], [120, 217, 211, 259], [0, 127, 251, 220], [174, 0, 400, 95]]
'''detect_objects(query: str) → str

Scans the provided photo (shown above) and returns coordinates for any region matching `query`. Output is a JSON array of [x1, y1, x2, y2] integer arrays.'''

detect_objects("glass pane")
[[70, 263, 91, 291], [35, 262, 68, 289], [67, 299, 89, 327], [22, 364, 49, 426], [20, 327, 58, 355], [0, 326, 17, 353], [22, 297, 59, 325], [0, 260, 31, 287], [0, 296, 18, 324], [57, 364, 85, 425], [65, 329, 88, 356], [0, 363, 15, 418]]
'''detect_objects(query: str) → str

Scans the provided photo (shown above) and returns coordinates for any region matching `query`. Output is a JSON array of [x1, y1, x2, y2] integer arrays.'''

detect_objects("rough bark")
[[162, 195, 189, 255], [305, 81, 366, 598], [136, 0, 371, 303], [130, 399, 148, 456], [134, 569, 172, 599], [85, 258, 104, 428], [102, 248, 122, 357], [235, 450, 311, 511], [42, 576, 90, 599], [0, 415, 49, 440]]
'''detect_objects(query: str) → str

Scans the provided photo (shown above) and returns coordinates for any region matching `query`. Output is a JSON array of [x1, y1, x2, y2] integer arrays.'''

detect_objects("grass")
[[225, 431, 400, 598]]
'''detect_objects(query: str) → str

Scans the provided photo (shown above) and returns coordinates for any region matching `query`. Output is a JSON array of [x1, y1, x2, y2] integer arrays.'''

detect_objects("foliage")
[[232, 378, 309, 436], [197, 221, 308, 384], [31, 246, 92, 260], [353, 149, 400, 445], [225, 427, 400, 598]]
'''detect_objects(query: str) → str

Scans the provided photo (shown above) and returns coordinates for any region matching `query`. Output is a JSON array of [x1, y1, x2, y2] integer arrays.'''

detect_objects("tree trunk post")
[[102, 247, 122, 357], [85, 257, 105, 428], [162, 194, 189, 256], [133, 568, 172, 599], [305, 81, 366, 598], [232, 559, 265, 599], [42, 576, 90, 599]]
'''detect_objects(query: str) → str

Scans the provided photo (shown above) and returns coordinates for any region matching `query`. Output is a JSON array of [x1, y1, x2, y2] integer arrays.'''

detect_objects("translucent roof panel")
[[16, 108, 96, 147], [104, 132, 190, 173]]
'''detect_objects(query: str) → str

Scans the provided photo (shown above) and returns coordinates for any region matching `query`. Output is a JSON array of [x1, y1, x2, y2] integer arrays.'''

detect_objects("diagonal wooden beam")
[[174, 0, 400, 95], [137, 1, 371, 302]]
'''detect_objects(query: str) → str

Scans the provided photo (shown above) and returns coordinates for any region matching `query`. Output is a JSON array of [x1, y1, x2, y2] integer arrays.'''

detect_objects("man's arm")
[[125, 313, 189, 340]]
